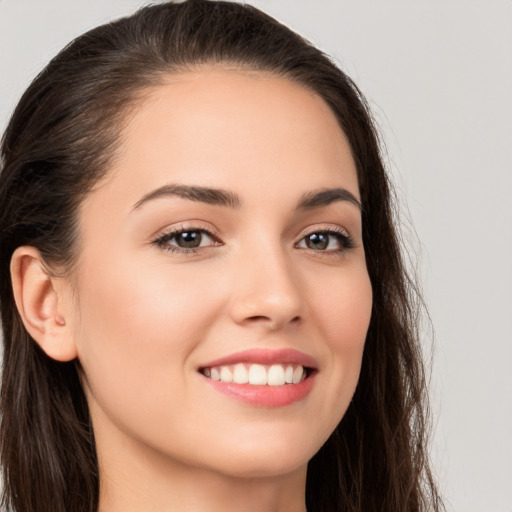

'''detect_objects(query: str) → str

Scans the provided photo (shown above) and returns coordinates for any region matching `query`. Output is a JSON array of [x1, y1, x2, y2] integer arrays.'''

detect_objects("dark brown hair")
[[0, 1, 443, 511]]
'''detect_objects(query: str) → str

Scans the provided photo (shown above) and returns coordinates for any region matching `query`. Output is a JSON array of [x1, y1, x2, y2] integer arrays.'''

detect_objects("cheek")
[[77, 252, 215, 341], [72, 255, 234, 460], [307, 263, 372, 422], [313, 261, 372, 352], [73, 255, 221, 407]]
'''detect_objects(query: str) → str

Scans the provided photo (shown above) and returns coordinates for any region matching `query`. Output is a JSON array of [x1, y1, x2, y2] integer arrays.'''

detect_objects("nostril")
[[247, 315, 301, 324], [247, 315, 270, 322]]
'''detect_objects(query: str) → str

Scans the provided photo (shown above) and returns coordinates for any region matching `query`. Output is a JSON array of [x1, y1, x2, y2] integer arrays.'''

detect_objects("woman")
[[0, 1, 443, 511]]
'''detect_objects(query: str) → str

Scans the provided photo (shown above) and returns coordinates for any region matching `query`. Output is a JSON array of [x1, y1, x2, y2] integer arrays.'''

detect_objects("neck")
[[95, 426, 307, 512]]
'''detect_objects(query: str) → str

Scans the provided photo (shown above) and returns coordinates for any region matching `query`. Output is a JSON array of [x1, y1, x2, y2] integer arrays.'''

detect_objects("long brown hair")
[[0, 1, 443, 511]]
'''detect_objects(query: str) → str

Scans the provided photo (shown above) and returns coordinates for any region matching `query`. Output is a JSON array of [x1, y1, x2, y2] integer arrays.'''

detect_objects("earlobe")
[[10, 246, 78, 362]]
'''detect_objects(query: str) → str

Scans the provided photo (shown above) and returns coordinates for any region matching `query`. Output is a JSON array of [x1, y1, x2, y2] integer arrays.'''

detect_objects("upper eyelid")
[[295, 223, 351, 240], [152, 222, 221, 242], [296, 229, 353, 246]]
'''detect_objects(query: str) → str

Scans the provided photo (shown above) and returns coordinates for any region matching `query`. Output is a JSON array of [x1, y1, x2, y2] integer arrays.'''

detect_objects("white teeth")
[[292, 365, 303, 384], [268, 364, 286, 386], [233, 363, 249, 384], [220, 366, 233, 383], [284, 365, 294, 384], [204, 363, 308, 386], [248, 364, 267, 385]]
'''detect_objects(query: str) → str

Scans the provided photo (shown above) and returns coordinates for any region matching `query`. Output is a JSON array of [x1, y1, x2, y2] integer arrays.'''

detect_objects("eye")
[[296, 229, 354, 253], [153, 227, 220, 253]]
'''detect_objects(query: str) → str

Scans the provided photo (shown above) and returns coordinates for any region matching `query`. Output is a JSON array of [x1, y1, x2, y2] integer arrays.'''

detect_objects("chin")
[[197, 430, 321, 479], [212, 452, 309, 480]]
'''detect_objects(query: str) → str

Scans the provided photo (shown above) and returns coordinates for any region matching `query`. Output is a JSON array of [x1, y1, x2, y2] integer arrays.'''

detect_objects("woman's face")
[[70, 68, 372, 479]]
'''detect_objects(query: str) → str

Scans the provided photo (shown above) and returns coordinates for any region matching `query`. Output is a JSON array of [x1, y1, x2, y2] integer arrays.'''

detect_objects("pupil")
[[177, 231, 201, 248], [307, 233, 328, 250]]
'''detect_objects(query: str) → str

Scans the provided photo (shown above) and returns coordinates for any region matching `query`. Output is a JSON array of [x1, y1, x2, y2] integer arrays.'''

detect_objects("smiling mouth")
[[199, 363, 312, 386]]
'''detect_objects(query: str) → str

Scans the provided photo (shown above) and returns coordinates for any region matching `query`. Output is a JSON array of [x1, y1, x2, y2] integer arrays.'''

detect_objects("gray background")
[[1, 1, 511, 510]]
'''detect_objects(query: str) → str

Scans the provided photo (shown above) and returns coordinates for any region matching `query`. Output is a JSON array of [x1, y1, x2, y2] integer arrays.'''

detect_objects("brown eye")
[[174, 230, 203, 248], [297, 230, 354, 253], [154, 228, 220, 253], [304, 233, 329, 250]]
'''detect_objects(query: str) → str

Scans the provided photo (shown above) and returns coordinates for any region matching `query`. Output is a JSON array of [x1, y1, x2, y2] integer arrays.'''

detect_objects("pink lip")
[[204, 376, 315, 407], [199, 348, 317, 408], [200, 348, 318, 369]]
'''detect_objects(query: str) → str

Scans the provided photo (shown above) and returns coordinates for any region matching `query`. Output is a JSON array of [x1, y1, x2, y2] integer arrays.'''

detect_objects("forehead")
[[87, 68, 359, 213]]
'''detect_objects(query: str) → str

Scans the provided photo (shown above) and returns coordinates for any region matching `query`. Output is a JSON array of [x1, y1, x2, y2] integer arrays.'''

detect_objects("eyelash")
[[152, 226, 221, 255], [152, 226, 355, 255], [296, 227, 355, 254]]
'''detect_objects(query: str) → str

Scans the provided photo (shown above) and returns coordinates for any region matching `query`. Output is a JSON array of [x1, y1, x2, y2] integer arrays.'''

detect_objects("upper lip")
[[199, 348, 318, 369]]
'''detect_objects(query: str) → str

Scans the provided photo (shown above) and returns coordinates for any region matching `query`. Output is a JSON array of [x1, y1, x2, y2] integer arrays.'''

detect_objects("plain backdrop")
[[1, 1, 511, 511]]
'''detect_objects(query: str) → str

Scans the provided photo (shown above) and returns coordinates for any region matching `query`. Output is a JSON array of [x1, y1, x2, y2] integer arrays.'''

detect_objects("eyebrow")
[[296, 188, 362, 211], [132, 184, 241, 210], [132, 184, 361, 212]]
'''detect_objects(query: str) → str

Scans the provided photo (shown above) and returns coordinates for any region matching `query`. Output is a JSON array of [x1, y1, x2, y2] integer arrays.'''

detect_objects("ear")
[[10, 246, 78, 362]]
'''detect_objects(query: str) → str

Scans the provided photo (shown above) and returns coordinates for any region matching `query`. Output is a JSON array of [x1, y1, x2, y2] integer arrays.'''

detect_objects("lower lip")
[[203, 375, 315, 407]]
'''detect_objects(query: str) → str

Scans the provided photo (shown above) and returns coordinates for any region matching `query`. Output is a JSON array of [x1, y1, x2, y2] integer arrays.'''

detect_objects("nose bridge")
[[228, 232, 304, 328]]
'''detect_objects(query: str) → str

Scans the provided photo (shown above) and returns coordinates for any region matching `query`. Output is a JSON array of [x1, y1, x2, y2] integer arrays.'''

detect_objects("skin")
[[12, 68, 373, 512]]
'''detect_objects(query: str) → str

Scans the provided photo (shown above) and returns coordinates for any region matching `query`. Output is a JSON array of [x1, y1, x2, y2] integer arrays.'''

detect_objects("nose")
[[227, 244, 304, 331]]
